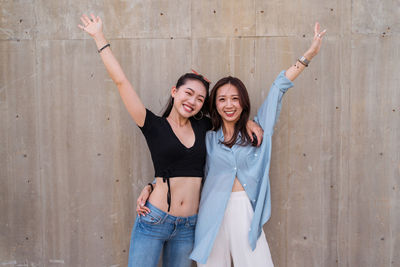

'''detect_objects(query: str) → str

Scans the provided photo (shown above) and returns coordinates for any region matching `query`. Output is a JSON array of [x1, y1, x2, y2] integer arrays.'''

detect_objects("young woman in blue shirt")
[[78, 14, 263, 267], [190, 23, 327, 266]]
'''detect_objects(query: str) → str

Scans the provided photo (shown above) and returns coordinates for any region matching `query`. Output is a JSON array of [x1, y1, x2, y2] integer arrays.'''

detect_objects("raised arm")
[[78, 14, 146, 126], [285, 22, 326, 81], [255, 22, 326, 134]]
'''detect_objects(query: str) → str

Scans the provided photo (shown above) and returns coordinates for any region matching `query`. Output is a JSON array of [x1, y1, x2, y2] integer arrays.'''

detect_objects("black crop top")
[[139, 109, 212, 211]]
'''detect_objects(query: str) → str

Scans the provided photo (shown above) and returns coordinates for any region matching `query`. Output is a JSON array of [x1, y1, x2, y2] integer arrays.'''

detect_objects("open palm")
[[78, 14, 103, 37]]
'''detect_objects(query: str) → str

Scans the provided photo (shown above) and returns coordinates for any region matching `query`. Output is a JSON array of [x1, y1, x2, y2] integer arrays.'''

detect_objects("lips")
[[183, 104, 194, 113], [224, 110, 236, 117]]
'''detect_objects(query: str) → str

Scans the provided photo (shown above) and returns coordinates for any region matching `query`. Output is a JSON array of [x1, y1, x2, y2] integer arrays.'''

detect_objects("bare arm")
[[285, 22, 327, 81], [78, 14, 146, 126]]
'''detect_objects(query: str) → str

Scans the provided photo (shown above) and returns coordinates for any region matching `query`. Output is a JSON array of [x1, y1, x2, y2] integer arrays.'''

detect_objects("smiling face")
[[171, 79, 207, 118], [215, 83, 243, 125]]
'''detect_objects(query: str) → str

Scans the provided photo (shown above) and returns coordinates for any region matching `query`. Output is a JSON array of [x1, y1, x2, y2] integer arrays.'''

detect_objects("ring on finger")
[[317, 33, 321, 38]]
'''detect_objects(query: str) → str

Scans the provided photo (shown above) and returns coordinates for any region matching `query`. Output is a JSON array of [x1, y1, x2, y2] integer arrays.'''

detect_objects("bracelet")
[[297, 56, 310, 67], [147, 183, 154, 192], [98, 43, 110, 53]]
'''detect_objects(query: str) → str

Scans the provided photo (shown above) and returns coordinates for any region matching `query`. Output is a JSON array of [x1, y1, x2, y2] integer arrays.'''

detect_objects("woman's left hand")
[[305, 22, 327, 59]]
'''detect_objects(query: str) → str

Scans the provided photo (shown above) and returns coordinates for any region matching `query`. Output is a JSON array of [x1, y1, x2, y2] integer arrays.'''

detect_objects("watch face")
[[299, 56, 309, 65]]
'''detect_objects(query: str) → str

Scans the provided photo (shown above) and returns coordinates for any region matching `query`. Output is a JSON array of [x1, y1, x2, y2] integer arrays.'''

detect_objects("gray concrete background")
[[0, 0, 399, 266]]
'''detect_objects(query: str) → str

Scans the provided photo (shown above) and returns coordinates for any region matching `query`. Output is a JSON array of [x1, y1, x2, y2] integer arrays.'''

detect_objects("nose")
[[188, 96, 196, 105], [226, 98, 233, 107]]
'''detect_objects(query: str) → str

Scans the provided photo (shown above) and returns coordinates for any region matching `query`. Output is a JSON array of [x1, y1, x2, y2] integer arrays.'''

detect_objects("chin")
[[222, 116, 240, 124]]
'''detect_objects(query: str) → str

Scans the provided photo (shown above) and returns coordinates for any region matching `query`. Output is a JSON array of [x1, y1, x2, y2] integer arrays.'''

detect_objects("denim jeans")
[[128, 201, 197, 267]]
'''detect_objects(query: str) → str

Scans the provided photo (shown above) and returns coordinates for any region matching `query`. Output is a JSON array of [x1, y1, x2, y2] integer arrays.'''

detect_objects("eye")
[[218, 98, 225, 102], [185, 91, 191, 96], [197, 98, 204, 103], [233, 97, 239, 101]]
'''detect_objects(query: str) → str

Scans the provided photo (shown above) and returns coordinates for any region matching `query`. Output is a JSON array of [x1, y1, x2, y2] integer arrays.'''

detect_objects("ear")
[[171, 86, 177, 97]]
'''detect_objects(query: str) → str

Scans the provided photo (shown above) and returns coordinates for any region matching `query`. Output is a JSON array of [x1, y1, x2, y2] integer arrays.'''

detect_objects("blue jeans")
[[128, 201, 197, 267]]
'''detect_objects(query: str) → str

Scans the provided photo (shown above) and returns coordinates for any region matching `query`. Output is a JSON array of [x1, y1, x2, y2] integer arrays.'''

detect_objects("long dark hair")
[[209, 76, 252, 148], [162, 73, 210, 118]]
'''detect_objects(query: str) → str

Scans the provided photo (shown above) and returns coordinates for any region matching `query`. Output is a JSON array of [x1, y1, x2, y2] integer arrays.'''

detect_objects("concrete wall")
[[1, 0, 399, 266]]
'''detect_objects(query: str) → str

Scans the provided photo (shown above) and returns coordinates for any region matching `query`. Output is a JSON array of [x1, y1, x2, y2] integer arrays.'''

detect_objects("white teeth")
[[225, 111, 235, 115], [183, 104, 193, 112]]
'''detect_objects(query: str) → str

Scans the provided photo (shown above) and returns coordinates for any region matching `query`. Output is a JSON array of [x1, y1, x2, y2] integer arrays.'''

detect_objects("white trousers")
[[198, 191, 274, 267]]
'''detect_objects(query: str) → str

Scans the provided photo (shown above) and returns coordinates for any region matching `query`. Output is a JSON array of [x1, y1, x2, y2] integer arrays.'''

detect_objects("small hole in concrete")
[[16, 114, 19, 118], [379, 152, 383, 156], [20, 19, 23, 23], [213, 10, 216, 14], [97, 153, 101, 156], [381, 237, 385, 241], [25, 237, 29, 240], [330, 8, 334, 11], [116, 179, 119, 182], [336, 107, 339, 110], [303, 153, 306, 157], [260, 10, 264, 13], [100, 236, 103, 239], [303, 236, 307, 240], [302, 34, 306, 38], [123, 250, 126, 253], [160, 12, 163, 16], [23, 154, 27, 158], [315, 78, 318, 80]]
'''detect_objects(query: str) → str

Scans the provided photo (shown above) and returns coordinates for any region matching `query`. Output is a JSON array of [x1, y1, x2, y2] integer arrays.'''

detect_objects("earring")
[[193, 111, 204, 120]]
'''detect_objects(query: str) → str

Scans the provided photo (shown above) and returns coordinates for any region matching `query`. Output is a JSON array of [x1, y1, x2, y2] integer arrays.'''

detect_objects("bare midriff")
[[231, 177, 245, 192], [148, 177, 202, 217]]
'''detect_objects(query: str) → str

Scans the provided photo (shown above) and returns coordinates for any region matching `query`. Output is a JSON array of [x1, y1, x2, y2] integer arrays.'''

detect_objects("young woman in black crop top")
[[78, 14, 263, 267]]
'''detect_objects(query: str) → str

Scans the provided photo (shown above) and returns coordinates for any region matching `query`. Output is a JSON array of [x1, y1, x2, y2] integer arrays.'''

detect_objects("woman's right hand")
[[78, 14, 103, 38], [136, 185, 152, 216]]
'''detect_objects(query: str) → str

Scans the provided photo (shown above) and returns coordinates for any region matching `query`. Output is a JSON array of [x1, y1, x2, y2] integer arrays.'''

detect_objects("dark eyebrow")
[[218, 94, 239, 98], [186, 87, 205, 99]]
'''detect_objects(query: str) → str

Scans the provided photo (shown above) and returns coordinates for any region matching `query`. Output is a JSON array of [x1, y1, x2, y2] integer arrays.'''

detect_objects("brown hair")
[[209, 76, 252, 148]]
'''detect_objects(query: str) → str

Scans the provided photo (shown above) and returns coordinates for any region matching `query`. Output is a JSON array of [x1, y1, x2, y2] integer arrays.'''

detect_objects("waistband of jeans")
[[145, 201, 197, 224]]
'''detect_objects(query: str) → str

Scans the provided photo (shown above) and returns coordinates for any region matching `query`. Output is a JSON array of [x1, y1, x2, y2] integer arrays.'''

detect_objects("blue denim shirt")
[[190, 71, 294, 264]]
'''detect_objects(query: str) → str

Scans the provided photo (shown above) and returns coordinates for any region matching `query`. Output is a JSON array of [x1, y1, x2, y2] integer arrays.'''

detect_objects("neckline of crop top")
[[164, 117, 196, 150]]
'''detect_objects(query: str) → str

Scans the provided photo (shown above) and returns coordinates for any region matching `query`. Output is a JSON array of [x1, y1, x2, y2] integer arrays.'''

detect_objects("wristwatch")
[[298, 56, 310, 67]]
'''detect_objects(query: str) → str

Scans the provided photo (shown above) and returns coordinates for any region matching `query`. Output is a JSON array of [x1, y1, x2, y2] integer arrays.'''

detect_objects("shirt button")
[[234, 167, 237, 170], [254, 153, 258, 156], [243, 184, 247, 187], [252, 199, 255, 202]]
